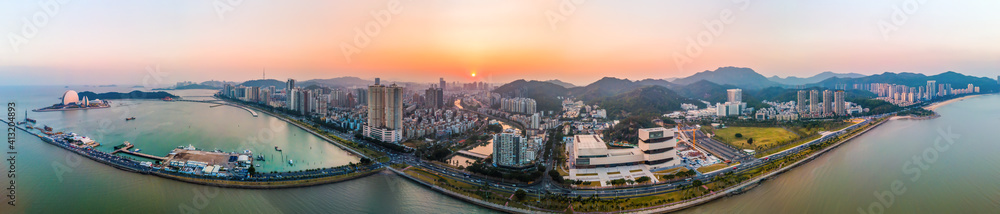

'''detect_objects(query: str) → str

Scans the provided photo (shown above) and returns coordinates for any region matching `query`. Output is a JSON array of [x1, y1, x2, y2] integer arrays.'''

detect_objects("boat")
[[274, 146, 281, 151], [133, 149, 141, 152], [44, 126, 53, 131], [288, 159, 294, 165], [254, 164, 260, 167], [125, 117, 136, 121]]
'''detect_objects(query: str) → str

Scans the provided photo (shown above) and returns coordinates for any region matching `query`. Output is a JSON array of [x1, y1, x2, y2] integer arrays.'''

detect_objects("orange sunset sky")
[[1, 0, 999, 86]]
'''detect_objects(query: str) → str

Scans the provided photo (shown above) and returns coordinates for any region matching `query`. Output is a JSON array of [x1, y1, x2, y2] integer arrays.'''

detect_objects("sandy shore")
[[923, 94, 984, 111]]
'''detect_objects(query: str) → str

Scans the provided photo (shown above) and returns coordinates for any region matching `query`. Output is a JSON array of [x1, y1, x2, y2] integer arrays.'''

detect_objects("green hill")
[[591, 85, 702, 119], [492, 80, 569, 113]]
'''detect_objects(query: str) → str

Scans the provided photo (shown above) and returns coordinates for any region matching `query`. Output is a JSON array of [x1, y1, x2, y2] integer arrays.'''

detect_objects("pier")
[[175, 99, 258, 117], [111, 142, 167, 161]]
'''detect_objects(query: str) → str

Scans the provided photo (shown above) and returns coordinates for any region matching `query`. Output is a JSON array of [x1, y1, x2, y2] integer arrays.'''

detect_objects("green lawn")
[[711, 127, 799, 150], [697, 163, 730, 173]]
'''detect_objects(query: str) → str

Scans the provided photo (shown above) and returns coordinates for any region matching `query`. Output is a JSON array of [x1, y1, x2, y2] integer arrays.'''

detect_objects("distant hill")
[[569, 77, 643, 102], [812, 71, 999, 93], [635, 78, 678, 89], [301, 77, 374, 88], [78, 91, 177, 100], [768, 71, 866, 85], [672, 66, 782, 89], [492, 80, 569, 113], [591, 85, 702, 119], [543, 79, 576, 88], [239, 79, 286, 89]]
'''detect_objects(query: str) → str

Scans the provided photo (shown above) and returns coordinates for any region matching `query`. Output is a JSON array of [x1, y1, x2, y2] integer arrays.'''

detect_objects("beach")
[[923, 94, 983, 111]]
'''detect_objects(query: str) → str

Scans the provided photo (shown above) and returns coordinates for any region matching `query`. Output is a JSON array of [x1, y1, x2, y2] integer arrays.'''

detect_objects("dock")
[[175, 99, 258, 117], [111, 143, 167, 161]]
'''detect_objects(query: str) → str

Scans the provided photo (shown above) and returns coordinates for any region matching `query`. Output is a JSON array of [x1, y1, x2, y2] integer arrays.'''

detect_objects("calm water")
[[681, 94, 1000, 214], [1, 86, 493, 213]]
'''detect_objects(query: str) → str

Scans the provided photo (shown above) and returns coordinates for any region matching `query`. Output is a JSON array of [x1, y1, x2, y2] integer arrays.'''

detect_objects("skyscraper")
[[809, 90, 819, 114], [439, 78, 446, 91], [822, 90, 833, 116], [493, 130, 527, 168], [424, 86, 444, 109], [367, 84, 386, 128], [834, 90, 846, 115], [797, 90, 808, 114], [727, 89, 742, 103], [286, 79, 296, 110], [384, 84, 403, 130], [353, 88, 368, 106], [926, 80, 936, 100]]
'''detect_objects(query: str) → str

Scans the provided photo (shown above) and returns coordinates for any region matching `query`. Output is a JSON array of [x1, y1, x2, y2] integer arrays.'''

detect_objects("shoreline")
[[4, 100, 384, 189], [387, 117, 891, 213], [923, 94, 984, 111]]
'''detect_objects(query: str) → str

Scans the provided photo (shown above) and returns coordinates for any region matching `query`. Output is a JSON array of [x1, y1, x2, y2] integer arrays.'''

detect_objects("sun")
[[471, 70, 476, 77]]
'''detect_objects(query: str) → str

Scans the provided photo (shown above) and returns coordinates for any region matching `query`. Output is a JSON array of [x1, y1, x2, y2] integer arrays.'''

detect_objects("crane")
[[676, 124, 699, 149]]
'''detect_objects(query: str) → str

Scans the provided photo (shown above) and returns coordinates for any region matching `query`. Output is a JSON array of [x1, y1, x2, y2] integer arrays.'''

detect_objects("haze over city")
[[3, 0, 999, 86]]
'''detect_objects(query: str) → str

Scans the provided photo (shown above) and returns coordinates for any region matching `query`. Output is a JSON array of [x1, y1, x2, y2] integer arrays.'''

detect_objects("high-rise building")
[[822, 90, 833, 116], [353, 88, 368, 106], [797, 90, 808, 114], [809, 90, 819, 114], [384, 84, 403, 130], [530, 113, 540, 130], [286, 79, 297, 110], [439, 78, 446, 91], [367, 84, 386, 128], [493, 130, 530, 168], [424, 86, 444, 109], [834, 90, 846, 115], [926, 80, 936, 100], [727, 89, 742, 103]]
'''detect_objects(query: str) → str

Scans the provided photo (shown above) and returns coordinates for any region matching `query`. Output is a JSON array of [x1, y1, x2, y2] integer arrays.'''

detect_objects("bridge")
[[175, 99, 258, 117], [456, 150, 489, 160]]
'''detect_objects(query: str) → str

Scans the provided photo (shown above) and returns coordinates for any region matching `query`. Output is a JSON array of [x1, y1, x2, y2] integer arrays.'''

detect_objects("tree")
[[514, 189, 527, 201], [248, 166, 256, 175], [735, 133, 743, 138], [636, 176, 651, 183], [747, 138, 754, 145]]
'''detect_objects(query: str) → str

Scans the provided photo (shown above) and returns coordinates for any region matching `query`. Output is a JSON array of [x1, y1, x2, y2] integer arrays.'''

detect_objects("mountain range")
[[671, 66, 782, 89], [768, 71, 866, 85]]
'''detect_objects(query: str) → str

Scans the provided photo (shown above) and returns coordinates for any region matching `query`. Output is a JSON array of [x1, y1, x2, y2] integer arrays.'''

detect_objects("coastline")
[[382, 116, 891, 213], [594, 117, 889, 213], [923, 94, 984, 111], [4, 99, 384, 189]]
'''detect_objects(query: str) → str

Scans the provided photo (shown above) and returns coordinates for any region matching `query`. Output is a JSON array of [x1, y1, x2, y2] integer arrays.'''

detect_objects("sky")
[[1, 0, 999, 87]]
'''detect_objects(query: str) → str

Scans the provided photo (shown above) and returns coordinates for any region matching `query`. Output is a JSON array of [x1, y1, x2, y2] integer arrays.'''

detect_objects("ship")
[[125, 117, 136, 121]]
